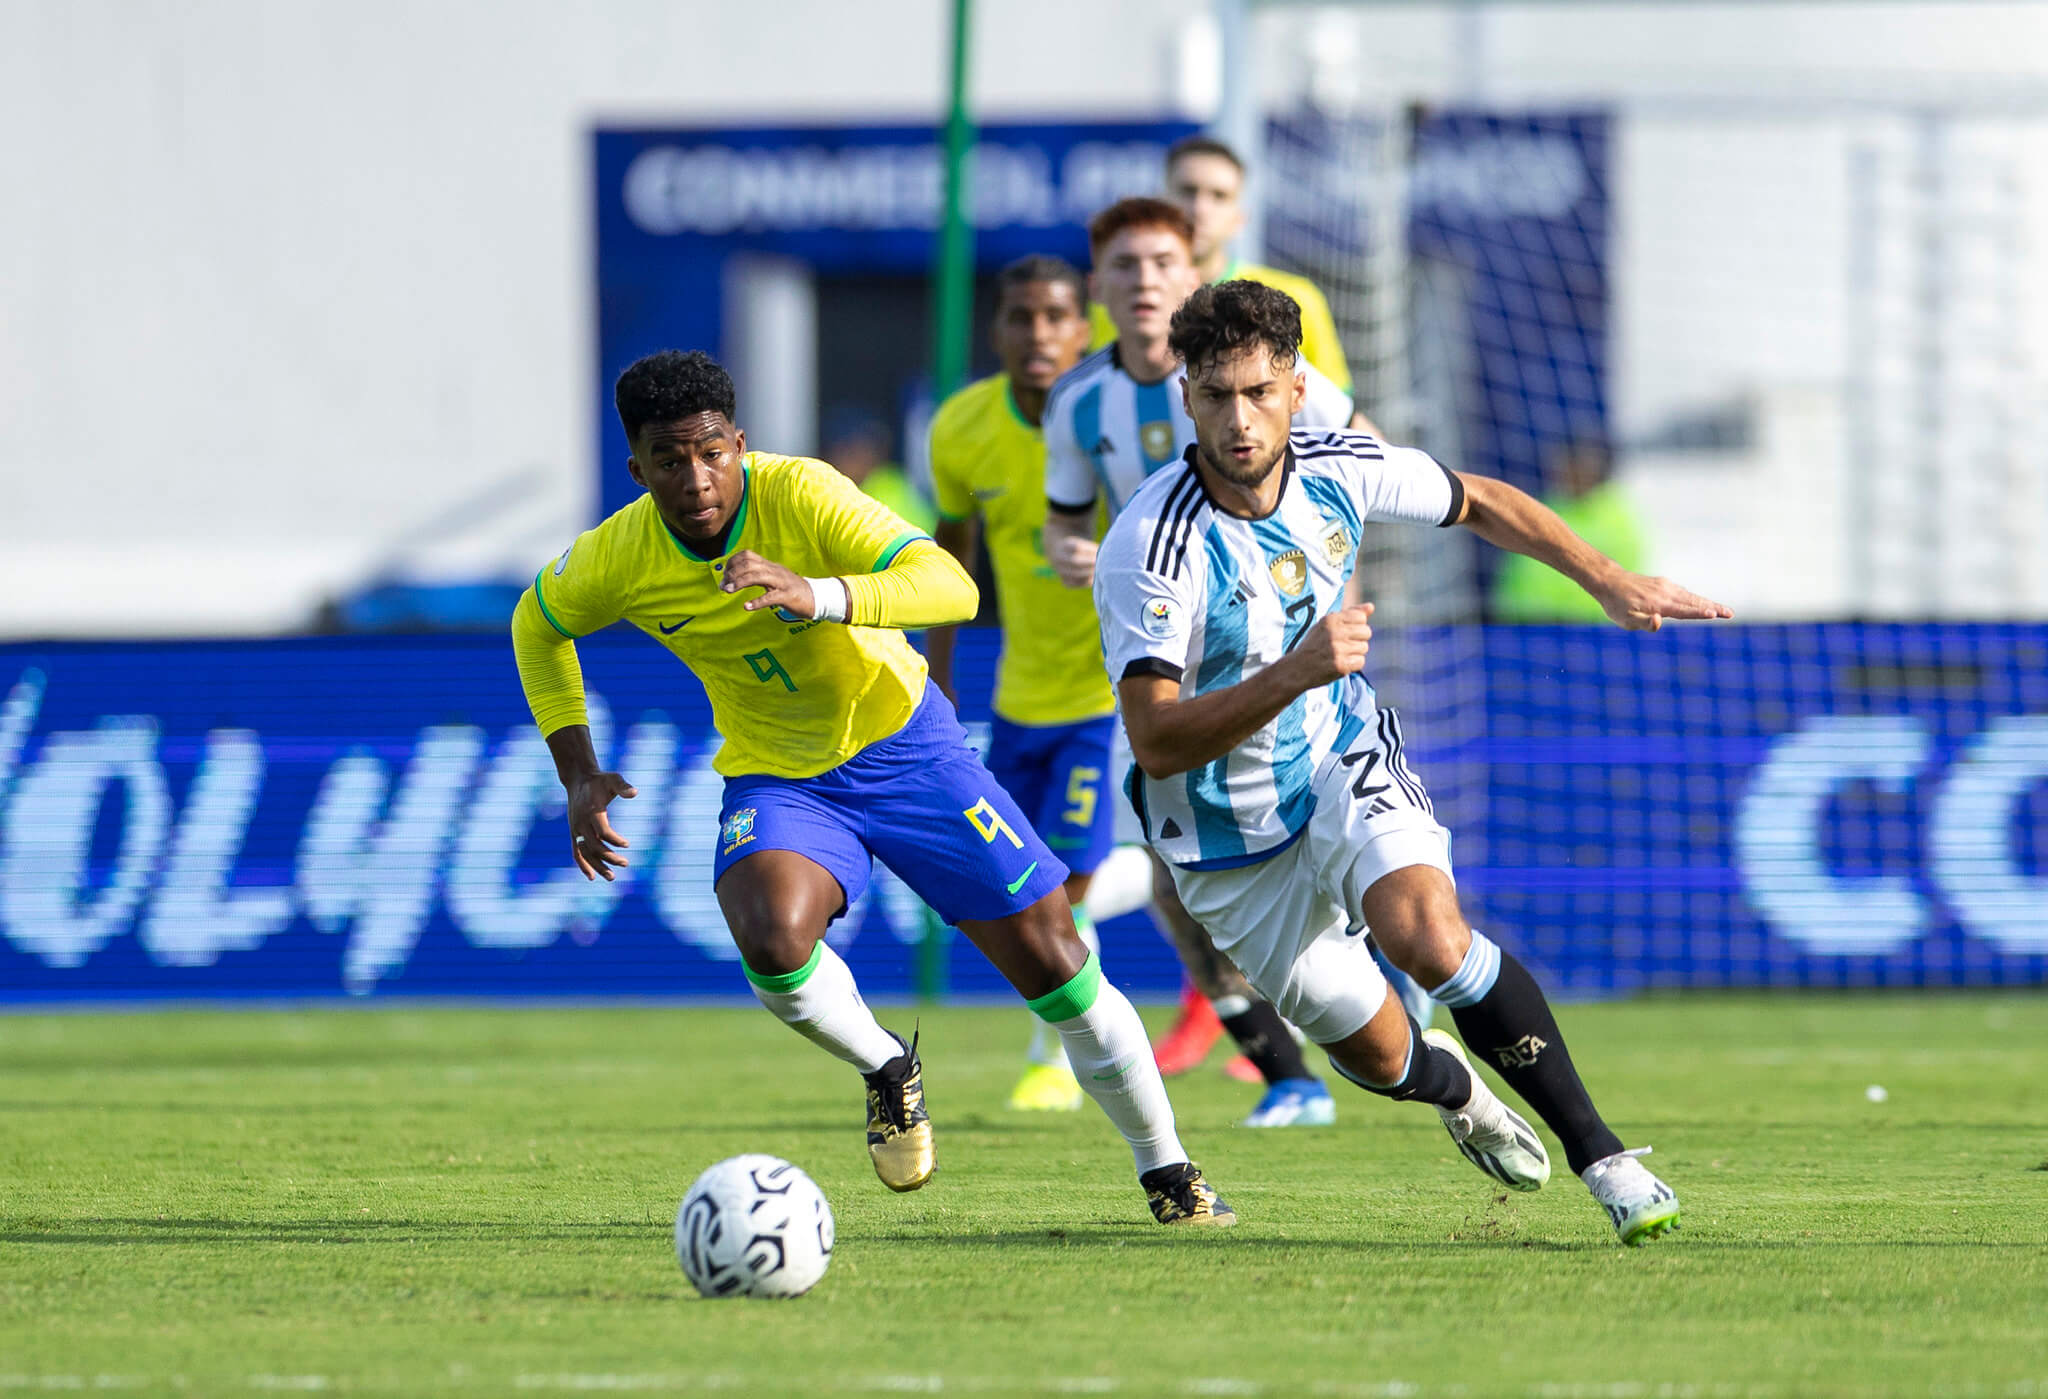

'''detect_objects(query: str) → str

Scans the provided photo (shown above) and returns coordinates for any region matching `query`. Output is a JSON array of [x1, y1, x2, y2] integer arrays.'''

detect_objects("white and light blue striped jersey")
[[1043, 345, 1355, 518], [1094, 429, 1465, 869]]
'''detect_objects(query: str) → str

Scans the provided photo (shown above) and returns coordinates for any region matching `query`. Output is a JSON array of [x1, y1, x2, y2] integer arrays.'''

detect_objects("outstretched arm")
[[1455, 472, 1732, 630]]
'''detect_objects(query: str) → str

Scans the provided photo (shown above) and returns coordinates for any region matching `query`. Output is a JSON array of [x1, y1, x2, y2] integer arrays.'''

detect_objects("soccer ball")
[[674, 1154, 834, 1299]]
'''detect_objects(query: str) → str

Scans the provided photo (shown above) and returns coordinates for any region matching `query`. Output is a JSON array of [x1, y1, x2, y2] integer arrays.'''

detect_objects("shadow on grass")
[[863, 1229, 2048, 1254], [0, 1217, 663, 1245], [861, 1228, 1595, 1252], [0, 1099, 363, 1116], [654, 1118, 1060, 1137], [1, 1044, 552, 1074], [12, 1218, 2038, 1253]]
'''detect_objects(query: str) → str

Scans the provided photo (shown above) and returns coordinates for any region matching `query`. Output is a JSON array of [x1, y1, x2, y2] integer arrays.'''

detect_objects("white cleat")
[[1241, 1077, 1338, 1128], [1582, 1146, 1681, 1246], [1422, 1029, 1551, 1191]]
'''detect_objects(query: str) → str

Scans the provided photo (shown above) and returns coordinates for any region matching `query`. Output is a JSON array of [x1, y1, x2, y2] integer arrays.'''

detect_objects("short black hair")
[[614, 349, 736, 441], [1169, 280, 1302, 376], [1166, 135, 1244, 175], [995, 254, 1088, 314]]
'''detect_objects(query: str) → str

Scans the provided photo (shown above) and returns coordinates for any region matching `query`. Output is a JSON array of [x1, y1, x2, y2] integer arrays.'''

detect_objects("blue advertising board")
[[594, 119, 1197, 519], [1474, 624, 2048, 991], [593, 113, 1609, 524], [2, 625, 2042, 1003]]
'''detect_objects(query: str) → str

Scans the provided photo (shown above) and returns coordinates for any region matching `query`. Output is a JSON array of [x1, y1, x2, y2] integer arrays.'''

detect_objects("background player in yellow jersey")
[[510, 349, 1230, 1227], [1089, 135, 1352, 393], [925, 255, 1109, 1113]]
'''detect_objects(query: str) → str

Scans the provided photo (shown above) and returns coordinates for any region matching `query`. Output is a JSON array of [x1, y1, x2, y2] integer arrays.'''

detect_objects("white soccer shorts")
[[1167, 709, 1453, 1046]]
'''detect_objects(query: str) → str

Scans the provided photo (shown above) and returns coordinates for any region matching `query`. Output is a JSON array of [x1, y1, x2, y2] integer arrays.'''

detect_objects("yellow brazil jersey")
[[1087, 260, 1353, 391], [531, 453, 932, 780], [928, 374, 1114, 728]]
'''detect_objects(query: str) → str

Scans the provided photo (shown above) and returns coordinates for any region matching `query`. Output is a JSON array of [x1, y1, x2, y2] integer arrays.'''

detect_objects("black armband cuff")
[[1122, 657, 1184, 683], [1046, 496, 1096, 517], [1438, 466, 1467, 527]]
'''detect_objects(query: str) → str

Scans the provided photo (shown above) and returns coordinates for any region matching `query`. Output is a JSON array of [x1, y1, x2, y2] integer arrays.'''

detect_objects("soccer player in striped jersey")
[[1088, 136, 1354, 392], [1050, 200, 1358, 524], [511, 349, 1232, 1227], [1043, 198, 1362, 1128], [925, 254, 1109, 1113], [1097, 281, 1730, 1243]]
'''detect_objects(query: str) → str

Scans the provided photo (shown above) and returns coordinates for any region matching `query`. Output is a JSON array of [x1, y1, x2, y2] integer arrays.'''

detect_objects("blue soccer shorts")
[[984, 712, 1118, 879], [713, 683, 1069, 925]]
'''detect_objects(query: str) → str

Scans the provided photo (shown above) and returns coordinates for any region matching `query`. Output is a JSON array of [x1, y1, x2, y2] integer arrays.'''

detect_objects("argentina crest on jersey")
[[1318, 518, 1354, 567], [1140, 419, 1175, 462]]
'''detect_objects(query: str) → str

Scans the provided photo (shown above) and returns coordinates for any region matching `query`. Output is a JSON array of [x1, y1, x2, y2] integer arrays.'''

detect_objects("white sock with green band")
[[1025, 911, 1100, 1069], [744, 942, 903, 1074], [1027, 951, 1186, 1174]]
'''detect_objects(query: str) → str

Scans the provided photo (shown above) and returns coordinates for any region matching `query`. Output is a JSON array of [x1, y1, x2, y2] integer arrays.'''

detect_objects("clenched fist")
[[1050, 534, 1098, 589], [1283, 603, 1374, 688]]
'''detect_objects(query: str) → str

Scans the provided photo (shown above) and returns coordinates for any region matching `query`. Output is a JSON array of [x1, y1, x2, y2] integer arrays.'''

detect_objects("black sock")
[[1328, 1015, 1470, 1107], [1448, 952, 1622, 1175], [1217, 999, 1315, 1085]]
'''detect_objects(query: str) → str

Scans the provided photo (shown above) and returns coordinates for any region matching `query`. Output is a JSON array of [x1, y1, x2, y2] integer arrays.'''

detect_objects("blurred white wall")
[[0, 0, 1195, 637], [5, 1, 2048, 634]]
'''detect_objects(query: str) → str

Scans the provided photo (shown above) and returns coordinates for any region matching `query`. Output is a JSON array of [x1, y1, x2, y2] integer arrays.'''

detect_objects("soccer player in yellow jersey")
[[511, 349, 1231, 1226], [925, 256, 1106, 1113], [1089, 135, 1353, 392]]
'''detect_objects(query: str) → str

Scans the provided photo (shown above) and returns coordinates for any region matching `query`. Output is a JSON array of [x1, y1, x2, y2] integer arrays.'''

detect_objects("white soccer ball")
[[674, 1154, 834, 1299]]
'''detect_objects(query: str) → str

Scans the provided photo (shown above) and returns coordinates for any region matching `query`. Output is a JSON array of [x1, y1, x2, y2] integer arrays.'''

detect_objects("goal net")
[[1231, 4, 2048, 987]]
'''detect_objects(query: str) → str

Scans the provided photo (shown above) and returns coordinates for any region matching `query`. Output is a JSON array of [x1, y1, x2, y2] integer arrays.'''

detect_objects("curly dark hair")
[[1168, 280, 1302, 376], [614, 349, 736, 441]]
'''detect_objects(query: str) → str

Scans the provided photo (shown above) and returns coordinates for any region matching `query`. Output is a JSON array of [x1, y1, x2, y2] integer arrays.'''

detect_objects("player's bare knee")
[[1362, 873, 1470, 988], [1347, 1036, 1408, 1088], [726, 907, 821, 979], [718, 885, 827, 977], [1015, 894, 1089, 983], [961, 892, 1087, 1000], [1323, 996, 1411, 1086]]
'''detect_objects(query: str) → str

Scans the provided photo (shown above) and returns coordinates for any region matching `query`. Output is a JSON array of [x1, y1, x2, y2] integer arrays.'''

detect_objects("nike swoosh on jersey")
[[658, 617, 694, 634], [1005, 862, 1039, 895]]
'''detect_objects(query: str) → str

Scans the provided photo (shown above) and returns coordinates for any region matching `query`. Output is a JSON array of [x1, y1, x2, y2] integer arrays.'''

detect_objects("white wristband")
[[805, 576, 849, 623]]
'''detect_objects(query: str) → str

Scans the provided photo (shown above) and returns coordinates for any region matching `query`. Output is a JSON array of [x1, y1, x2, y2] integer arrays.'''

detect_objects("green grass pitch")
[[3, 995, 2045, 1397]]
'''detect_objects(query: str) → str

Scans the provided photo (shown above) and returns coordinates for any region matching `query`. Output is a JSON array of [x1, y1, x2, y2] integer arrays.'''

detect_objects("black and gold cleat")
[[862, 1031, 935, 1192], [1141, 1162, 1236, 1226]]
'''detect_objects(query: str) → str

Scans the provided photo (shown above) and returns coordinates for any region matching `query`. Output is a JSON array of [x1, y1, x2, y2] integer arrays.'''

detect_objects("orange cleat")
[[1222, 1053, 1264, 1084], [1152, 984, 1224, 1076]]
